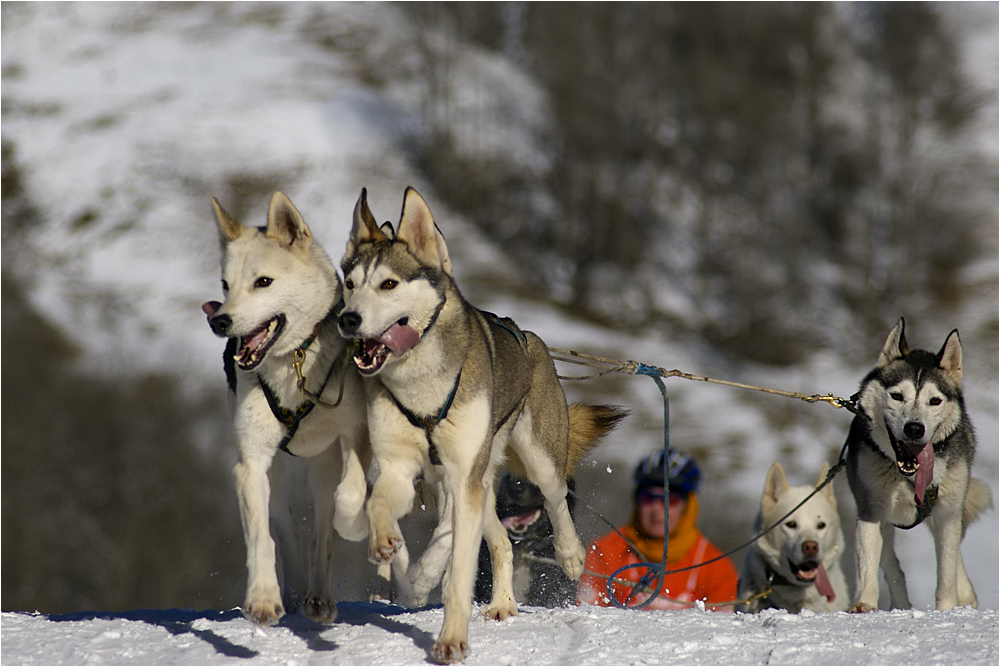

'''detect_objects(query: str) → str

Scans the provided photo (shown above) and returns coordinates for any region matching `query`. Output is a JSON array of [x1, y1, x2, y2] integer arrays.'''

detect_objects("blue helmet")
[[633, 450, 701, 497]]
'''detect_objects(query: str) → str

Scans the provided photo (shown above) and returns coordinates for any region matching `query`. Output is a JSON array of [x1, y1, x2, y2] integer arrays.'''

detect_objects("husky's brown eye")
[[817, 521, 827, 530], [890, 392, 904, 401], [381, 279, 398, 290], [255, 277, 273, 288], [344, 279, 354, 290], [929, 397, 942, 406], [785, 521, 797, 529]]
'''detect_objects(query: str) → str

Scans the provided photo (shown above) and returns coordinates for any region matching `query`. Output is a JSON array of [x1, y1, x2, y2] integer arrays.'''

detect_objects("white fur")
[[738, 462, 850, 613]]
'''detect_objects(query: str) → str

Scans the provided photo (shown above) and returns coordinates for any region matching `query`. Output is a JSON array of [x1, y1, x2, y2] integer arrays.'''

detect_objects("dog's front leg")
[[879, 523, 910, 610], [234, 453, 285, 625], [334, 431, 370, 543], [851, 519, 883, 612], [433, 467, 488, 664], [928, 503, 968, 610]]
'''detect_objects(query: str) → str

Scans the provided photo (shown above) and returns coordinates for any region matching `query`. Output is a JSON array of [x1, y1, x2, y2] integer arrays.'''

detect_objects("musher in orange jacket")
[[577, 450, 739, 611]]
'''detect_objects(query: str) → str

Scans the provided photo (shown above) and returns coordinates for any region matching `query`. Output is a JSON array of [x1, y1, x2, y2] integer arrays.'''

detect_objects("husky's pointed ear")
[[762, 461, 788, 509], [266, 192, 312, 251], [349, 188, 388, 246], [816, 462, 835, 503], [211, 197, 245, 245], [397, 187, 449, 272], [937, 329, 963, 384], [877, 317, 908, 367]]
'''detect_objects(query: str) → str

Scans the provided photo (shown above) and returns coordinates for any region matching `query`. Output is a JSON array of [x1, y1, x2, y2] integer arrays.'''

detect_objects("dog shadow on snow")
[[44, 603, 437, 658], [45, 608, 260, 658]]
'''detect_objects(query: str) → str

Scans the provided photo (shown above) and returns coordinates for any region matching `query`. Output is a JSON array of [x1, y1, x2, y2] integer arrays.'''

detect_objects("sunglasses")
[[637, 488, 687, 505]]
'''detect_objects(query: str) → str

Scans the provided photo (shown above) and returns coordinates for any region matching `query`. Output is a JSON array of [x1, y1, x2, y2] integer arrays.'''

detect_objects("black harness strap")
[[893, 484, 939, 530], [254, 316, 339, 457], [388, 370, 462, 466]]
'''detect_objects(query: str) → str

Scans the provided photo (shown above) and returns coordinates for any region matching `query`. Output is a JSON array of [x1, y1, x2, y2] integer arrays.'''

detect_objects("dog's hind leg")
[[303, 446, 340, 623], [409, 479, 453, 606], [509, 413, 585, 581], [481, 478, 517, 620], [879, 523, 910, 610], [955, 553, 977, 608]]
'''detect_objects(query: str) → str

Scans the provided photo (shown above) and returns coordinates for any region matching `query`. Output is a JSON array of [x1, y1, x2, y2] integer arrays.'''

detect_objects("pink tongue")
[[378, 323, 420, 356], [501, 509, 542, 531], [913, 443, 934, 505], [814, 562, 836, 602]]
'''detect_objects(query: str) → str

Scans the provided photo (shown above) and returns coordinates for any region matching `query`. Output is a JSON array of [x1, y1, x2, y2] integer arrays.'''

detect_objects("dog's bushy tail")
[[566, 403, 629, 471], [963, 478, 993, 530]]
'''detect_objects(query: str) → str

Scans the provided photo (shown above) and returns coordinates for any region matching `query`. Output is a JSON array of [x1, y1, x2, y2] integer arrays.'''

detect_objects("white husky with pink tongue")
[[738, 461, 849, 613]]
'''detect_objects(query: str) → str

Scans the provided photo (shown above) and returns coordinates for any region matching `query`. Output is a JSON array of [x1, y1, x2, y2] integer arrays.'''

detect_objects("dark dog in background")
[[475, 473, 578, 607]]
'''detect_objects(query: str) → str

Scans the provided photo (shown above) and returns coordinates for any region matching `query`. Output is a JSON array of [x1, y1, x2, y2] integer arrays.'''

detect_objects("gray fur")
[[338, 188, 624, 663], [846, 317, 992, 612]]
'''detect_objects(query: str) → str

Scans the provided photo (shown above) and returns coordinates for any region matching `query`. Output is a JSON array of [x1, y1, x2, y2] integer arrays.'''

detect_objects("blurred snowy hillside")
[[2, 2, 996, 616]]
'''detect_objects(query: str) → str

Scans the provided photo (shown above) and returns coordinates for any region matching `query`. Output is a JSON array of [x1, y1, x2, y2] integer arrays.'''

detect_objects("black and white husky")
[[846, 318, 992, 612]]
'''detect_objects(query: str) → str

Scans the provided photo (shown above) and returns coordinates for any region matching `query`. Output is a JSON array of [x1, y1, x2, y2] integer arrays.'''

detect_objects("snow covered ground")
[[2, 4, 997, 664], [3, 603, 998, 666]]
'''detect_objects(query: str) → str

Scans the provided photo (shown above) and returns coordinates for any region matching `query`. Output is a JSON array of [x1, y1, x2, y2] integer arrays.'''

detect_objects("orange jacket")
[[577, 493, 739, 611]]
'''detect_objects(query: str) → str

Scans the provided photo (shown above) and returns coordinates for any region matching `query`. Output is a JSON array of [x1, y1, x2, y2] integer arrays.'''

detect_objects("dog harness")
[[224, 314, 339, 457], [893, 484, 939, 530], [385, 309, 530, 467]]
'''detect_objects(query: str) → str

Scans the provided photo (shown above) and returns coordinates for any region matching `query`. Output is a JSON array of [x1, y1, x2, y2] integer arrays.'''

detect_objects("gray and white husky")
[[738, 461, 849, 613], [337, 187, 625, 663], [202, 193, 398, 626], [846, 317, 992, 612]]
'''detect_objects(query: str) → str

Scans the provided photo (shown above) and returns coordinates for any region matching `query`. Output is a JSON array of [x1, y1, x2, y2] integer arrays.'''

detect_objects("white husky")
[[202, 193, 400, 625], [738, 461, 850, 613]]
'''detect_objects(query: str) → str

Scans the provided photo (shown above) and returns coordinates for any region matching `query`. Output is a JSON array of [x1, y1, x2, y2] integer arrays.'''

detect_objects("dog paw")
[[483, 600, 517, 621], [302, 596, 337, 624], [369, 531, 404, 564], [556, 540, 586, 581], [849, 602, 875, 613], [431, 638, 469, 664], [243, 597, 285, 626]]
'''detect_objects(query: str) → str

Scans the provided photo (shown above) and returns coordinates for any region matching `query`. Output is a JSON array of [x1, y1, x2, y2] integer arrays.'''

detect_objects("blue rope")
[[607, 365, 672, 609]]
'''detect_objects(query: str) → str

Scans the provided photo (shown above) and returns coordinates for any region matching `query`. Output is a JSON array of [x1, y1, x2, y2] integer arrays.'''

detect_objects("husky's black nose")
[[210, 314, 232, 336], [339, 311, 362, 334], [903, 422, 925, 440]]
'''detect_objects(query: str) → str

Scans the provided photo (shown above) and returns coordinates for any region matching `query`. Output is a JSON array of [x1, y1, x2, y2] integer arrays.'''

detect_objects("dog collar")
[[764, 566, 836, 603]]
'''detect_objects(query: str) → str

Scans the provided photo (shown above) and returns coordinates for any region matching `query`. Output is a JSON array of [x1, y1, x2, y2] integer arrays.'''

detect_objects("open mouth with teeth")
[[790, 559, 820, 583], [353, 318, 420, 376], [233, 315, 285, 371], [895, 452, 919, 476], [501, 509, 544, 542]]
